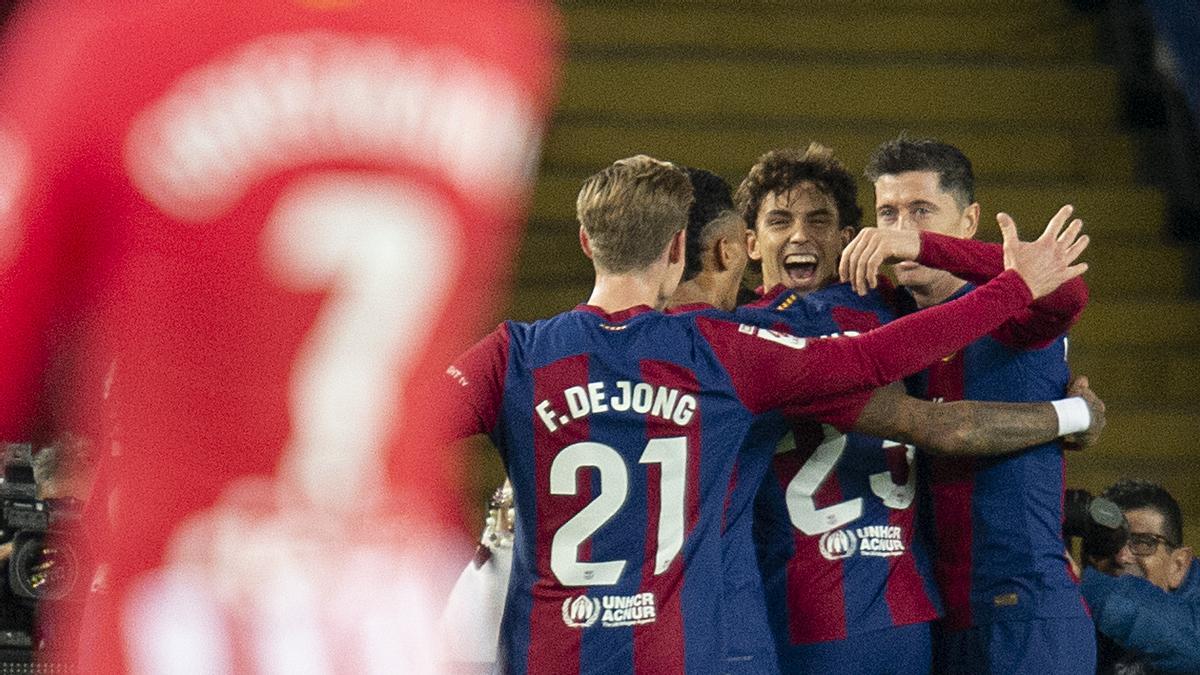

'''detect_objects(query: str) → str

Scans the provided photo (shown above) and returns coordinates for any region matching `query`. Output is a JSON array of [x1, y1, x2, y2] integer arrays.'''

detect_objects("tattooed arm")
[[852, 377, 1105, 456]]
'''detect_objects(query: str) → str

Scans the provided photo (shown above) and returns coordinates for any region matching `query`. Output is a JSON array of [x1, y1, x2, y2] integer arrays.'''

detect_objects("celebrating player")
[[672, 164, 1101, 673], [849, 137, 1095, 674], [443, 154, 1088, 673], [733, 144, 1092, 674]]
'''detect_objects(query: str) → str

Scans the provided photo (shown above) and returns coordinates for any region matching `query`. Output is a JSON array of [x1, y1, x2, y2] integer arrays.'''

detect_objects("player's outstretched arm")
[[839, 204, 1088, 298], [708, 219, 1090, 412], [853, 377, 1104, 456]]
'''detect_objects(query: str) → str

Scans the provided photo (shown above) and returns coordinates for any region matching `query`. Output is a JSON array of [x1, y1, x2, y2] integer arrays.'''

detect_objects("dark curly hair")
[[734, 143, 862, 234]]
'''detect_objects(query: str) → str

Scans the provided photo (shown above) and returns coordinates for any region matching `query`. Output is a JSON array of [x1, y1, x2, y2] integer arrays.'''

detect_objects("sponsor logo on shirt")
[[739, 325, 862, 351], [818, 529, 857, 560], [818, 525, 906, 561], [561, 592, 657, 629], [739, 325, 808, 350]]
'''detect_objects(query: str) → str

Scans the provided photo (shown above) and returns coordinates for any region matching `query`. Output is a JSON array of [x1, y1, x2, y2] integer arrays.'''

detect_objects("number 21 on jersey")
[[550, 437, 686, 587]]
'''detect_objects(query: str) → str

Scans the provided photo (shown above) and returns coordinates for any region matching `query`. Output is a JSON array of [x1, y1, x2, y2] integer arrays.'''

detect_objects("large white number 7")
[[264, 173, 455, 512], [550, 437, 686, 586]]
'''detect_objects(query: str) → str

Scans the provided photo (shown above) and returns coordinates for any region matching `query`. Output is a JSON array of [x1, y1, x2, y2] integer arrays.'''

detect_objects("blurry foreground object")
[[0, 1, 559, 672]]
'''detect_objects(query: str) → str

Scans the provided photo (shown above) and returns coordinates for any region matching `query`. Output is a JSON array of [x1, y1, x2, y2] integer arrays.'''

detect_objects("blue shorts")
[[779, 622, 931, 675], [932, 617, 1096, 675]]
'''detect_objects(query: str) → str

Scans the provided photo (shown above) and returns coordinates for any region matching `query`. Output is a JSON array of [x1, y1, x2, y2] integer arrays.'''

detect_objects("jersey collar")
[[664, 302, 716, 315], [575, 304, 656, 322]]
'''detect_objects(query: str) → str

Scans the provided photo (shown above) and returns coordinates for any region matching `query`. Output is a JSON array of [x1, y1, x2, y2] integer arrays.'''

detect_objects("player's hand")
[[1063, 374, 1105, 450], [999, 204, 1089, 299], [839, 228, 922, 296]]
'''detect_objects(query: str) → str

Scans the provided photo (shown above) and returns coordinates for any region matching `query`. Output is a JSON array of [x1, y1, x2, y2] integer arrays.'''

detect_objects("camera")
[[1063, 488, 1129, 561], [0, 446, 83, 605]]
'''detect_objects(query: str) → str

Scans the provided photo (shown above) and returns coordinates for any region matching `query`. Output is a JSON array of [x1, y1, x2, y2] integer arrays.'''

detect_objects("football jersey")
[[746, 281, 941, 659], [913, 286, 1086, 630], [444, 273, 1038, 674], [0, 2, 559, 672], [898, 233, 1090, 633], [739, 231, 1088, 668]]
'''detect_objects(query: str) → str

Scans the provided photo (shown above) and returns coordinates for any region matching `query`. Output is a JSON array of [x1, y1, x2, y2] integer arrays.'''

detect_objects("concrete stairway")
[[509, 0, 1200, 542]]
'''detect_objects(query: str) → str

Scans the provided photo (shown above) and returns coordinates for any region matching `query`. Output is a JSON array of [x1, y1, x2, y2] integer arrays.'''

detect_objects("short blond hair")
[[575, 155, 694, 273]]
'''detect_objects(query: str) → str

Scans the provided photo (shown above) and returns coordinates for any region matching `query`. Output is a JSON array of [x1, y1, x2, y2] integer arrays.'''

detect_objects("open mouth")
[[783, 253, 818, 284]]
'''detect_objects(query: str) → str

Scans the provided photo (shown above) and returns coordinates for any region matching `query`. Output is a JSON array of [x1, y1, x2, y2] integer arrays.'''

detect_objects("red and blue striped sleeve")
[[442, 322, 511, 440], [916, 230, 1088, 350], [699, 269, 1034, 419]]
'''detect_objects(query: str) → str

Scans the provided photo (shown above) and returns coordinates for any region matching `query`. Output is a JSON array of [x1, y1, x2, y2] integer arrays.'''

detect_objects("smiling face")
[[748, 182, 853, 294], [1113, 507, 1193, 591]]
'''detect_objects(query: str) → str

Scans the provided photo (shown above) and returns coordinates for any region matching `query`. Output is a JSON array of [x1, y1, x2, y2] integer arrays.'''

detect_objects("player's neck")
[[907, 272, 968, 308], [588, 271, 671, 313], [666, 276, 725, 312]]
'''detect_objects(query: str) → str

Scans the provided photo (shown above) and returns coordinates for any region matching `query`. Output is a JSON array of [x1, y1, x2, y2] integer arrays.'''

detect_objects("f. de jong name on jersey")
[[536, 380, 698, 432]]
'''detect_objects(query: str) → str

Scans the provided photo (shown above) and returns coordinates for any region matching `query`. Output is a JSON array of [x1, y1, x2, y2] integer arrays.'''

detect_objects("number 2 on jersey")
[[784, 425, 915, 535], [550, 437, 686, 586]]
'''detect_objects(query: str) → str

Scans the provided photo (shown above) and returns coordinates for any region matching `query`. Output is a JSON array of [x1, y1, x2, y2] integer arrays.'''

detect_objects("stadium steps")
[[563, 3, 1095, 62], [542, 122, 1138, 184], [511, 0, 1200, 540]]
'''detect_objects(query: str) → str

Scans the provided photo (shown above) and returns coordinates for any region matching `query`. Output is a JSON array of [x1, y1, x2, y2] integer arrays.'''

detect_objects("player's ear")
[[963, 202, 981, 239], [715, 236, 732, 271], [1167, 546, 1193, 589], [579, 226, 595, 260], [746, 227, 762, 262], [666, 228, 686, 265]]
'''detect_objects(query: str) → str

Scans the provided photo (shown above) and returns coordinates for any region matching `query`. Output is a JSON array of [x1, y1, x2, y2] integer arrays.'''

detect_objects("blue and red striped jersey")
[[744, 281, 942, 664], [444, 273, 1034, 674], [896, 232, 1090, 632], [910, 285, 1087, 630]]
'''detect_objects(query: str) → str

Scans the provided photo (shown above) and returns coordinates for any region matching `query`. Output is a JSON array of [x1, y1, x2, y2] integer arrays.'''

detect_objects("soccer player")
[[673, 165, 1102, 674], [0, 1, 559, 672], [848, 137, 1095, 674], [443, 155, 1088, 674], [735, 144, 1093, 674]]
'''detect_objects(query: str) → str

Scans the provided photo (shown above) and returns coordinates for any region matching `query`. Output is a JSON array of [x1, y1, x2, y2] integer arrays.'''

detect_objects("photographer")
[[1081, 480, 1200, 674], [0, 435, 95, 665], [0, 445, 37, 646]]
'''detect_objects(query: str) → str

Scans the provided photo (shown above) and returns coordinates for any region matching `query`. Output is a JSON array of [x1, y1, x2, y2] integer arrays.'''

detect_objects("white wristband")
[[1051, 397, 1091, 437]]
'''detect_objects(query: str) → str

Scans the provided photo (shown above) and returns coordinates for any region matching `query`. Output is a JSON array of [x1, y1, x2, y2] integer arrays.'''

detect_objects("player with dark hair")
[[0, 2, 560, 671], [669, 165, 1103, 673], [734, 142, 1093, 674], [738, 144, 863, 297], [443, 152, 1089, 674], [847, 136, 1094, 674]]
